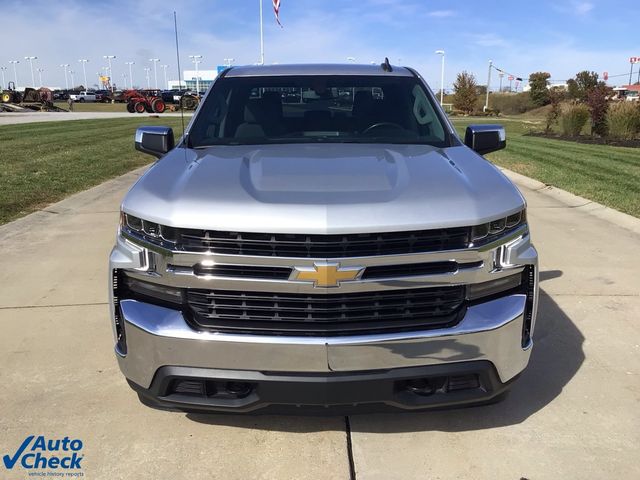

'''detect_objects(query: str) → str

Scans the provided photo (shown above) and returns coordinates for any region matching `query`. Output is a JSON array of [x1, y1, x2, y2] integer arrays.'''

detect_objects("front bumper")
[[115, 292, 531, 411]]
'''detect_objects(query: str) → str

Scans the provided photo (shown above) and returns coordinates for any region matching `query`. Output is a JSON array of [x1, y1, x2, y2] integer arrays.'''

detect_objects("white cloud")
[[573, 1, 594, 15]]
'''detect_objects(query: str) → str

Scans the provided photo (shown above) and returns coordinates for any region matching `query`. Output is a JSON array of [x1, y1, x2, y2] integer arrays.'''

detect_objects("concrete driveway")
[[0, 111, 187, 125], [1, 168, 638, 479]]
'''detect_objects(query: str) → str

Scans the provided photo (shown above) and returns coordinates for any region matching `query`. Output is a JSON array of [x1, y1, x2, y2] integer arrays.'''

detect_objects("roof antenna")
[[381, 57, 393, 72]]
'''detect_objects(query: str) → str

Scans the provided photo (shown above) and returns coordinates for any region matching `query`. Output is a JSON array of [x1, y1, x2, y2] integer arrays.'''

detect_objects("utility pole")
[[149, 58, 160, 89], [125, 62, 135, 89], [78, 59, 89, 90], [161, 64, 169, 89], [189, 55, 203, 93], [9, 60, 19, 86], [0, 66, 7, 89], [59, 63, 69, 90], [484, 60, 492, 112], [24, 56, 37, 87], [435, 50, 445, 105]]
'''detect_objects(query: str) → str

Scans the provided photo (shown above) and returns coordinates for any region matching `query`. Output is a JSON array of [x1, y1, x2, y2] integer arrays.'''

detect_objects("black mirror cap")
[[135, 126, 175, 158], [464, 124, 506, 156]]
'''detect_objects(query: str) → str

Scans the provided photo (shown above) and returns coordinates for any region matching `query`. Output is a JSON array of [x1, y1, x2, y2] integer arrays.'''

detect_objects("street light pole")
[[189, 55, 203, 93], [103, 55, 116, 92], [149, 58, 160, 89], [498, 72, 504, 92], [9, 60, 19, 86], [484, 60, 492, 112], [78, 59, 89, 90], [259, 0, 265, 65], [69, 70, 75, 88], [0, 66, 7, 89], [37, 68, 44, 87], [24, 56, 37, 87], [144, 68, 151, 88], [224, 58, 235, 67], [161, 64, 169, 89], [125, 62, 135, 89], [435, 50, 445, 106], [59, 64, 69, 90]]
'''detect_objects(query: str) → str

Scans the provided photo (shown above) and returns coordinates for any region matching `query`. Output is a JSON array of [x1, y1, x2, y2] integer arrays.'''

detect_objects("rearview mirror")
[[135, 126, 175, 158], [464, 124, 506, 155]]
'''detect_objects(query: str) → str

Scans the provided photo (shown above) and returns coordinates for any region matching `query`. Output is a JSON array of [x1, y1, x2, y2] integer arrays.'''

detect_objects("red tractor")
[[124, 89, 166, 114]]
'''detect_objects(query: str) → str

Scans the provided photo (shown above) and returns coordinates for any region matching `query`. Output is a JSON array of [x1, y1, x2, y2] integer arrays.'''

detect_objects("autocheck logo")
[[3, 436, 84, 472]]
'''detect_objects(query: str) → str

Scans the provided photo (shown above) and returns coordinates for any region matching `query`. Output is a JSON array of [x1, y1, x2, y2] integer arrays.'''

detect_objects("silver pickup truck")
[[109, 62, 538, 413]]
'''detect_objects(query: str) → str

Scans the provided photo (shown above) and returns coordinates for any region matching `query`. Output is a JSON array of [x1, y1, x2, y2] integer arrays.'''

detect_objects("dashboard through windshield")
[[188, 74, 450, 148]]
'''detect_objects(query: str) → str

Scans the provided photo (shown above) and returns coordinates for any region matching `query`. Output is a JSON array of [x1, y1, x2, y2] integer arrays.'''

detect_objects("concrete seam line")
[[0, 302, 109, 310], [344, 416, 357, 480], [499, 167, 640, 237]]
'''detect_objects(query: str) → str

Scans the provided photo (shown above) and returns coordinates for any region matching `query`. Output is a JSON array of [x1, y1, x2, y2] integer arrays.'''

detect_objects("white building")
[[168, 70, 218, 92]]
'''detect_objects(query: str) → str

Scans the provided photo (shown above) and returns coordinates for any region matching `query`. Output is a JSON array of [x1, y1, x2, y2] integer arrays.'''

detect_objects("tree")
[[545, 87, 565, 133], [528, 72, 551, 107], [567, 71, 599, 101], [453, 71, 478, 114], [585, 82, 611, 137]]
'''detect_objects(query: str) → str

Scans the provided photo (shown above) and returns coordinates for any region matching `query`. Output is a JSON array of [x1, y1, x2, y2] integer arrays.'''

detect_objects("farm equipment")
[[180, 93, 200, 110], [124, 89, 167, 114], [0, 84, 67, 112]]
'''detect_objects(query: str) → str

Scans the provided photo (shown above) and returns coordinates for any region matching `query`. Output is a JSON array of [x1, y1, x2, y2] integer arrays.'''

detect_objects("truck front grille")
[[175, 227, 470, 257], [186, 286, 466, 336]]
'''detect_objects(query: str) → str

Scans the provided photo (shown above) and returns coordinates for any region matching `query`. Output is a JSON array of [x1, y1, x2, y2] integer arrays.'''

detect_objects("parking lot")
[[1, 164, 638, 479]]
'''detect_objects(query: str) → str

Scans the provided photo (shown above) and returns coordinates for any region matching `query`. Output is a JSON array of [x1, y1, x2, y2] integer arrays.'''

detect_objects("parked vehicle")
[[68, 91, 96, 102], [110, 62, 538, 413], [123, 89, 166, 113]]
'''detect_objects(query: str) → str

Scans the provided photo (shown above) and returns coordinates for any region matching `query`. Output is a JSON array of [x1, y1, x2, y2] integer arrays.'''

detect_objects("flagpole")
[[259, 0, 265, 65]]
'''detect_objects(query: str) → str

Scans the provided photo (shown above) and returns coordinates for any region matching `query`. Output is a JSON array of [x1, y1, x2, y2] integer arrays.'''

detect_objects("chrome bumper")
[[116, 293, 531, 389]]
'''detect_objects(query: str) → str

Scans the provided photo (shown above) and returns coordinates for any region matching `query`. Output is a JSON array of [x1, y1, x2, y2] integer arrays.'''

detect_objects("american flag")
[[273, 0, 282, 27]]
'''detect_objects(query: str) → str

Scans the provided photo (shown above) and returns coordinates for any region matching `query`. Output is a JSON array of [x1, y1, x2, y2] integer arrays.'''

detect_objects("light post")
[[189, 55, 203, 93], [498, 72, 504, 92], [125, 62, 135, 89], [69, 70, 75, 88], [24, 56, 37, 87], [78, 59, 89, 90], [59, 64, 69, 90], [9, 60, 19, 86], [435, 50, 445, 105], [224, 58, 235, 67], [149, 58, 160, 89], [37, 68, 44, 87], [96, 72, 101, 88], [161, 64, 169, 89], [103, 55, 116, 92], [0, 66, 7, 89], [144, 67, 151, 88]]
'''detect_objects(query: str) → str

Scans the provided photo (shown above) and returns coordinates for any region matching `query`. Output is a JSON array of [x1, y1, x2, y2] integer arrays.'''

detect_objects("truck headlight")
[[471, 210, 526, 246], [120, 212, 179, 246]]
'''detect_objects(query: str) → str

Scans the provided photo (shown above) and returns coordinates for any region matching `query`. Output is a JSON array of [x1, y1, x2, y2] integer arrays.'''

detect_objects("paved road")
[[1, 169, 638, 479], [0, 111, 187, 125]]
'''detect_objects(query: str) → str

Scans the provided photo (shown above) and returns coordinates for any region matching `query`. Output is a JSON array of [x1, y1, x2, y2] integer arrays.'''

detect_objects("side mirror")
[[464, 124, 506, 155], [135, 126, 175, 158]]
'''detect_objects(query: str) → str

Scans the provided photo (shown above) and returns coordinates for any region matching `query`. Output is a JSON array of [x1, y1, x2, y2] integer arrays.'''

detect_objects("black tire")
[[134, 101, 146, 114], [78, 97, 85, 103], [126, 102, 135, 113]]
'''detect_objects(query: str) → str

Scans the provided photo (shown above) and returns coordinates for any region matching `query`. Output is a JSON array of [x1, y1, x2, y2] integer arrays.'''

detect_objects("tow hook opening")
[[398, 374, 481, 396], [169, 378, 255, 400]]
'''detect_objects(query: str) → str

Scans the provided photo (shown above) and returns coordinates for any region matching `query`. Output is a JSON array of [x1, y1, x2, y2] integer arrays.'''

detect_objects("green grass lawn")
[[0, 117, 184, 224], [451, 117, 640, 217]]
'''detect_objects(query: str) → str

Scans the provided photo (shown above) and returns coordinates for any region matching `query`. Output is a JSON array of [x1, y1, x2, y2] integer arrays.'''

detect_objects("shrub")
[[586, 83, 610, 137], [545, 88, 564, 133], [560, 104, 589, 136], [607, 102, 640, 140], [491, 92, 532, 114], [529, 72, 551, 107]]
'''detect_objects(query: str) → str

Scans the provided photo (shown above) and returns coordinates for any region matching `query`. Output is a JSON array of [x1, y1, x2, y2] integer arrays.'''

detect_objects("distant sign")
[[217, 65, 227, 74], [603, 71, 609, 81], [630, 57, 639, 64], [508, 75, 514, 81]]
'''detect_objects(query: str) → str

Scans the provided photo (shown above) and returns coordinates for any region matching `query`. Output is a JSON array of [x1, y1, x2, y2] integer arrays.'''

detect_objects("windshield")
[[188, 75, 449, 148]]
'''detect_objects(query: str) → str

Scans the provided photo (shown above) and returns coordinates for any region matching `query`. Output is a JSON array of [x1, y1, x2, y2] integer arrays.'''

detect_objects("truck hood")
[[122, 143, 525, 234]]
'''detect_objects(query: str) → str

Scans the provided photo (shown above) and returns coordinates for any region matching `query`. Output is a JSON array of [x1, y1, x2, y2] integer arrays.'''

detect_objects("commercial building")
[[167, 69, 218, 92]]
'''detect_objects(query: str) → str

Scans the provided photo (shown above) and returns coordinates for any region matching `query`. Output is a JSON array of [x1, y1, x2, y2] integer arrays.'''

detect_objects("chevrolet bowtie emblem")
[[291, 262, 364, 288]]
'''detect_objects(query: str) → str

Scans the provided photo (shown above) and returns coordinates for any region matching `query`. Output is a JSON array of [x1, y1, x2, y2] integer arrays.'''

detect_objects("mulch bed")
[[524, 132, 640, 148]]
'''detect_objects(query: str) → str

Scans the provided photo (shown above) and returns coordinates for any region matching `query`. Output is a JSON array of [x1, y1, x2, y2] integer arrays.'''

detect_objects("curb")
[[500, 168, 640, 236]]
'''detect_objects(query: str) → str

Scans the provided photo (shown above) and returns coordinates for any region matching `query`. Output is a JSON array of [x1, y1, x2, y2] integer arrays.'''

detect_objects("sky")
[[1, 0, 639, 90]]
